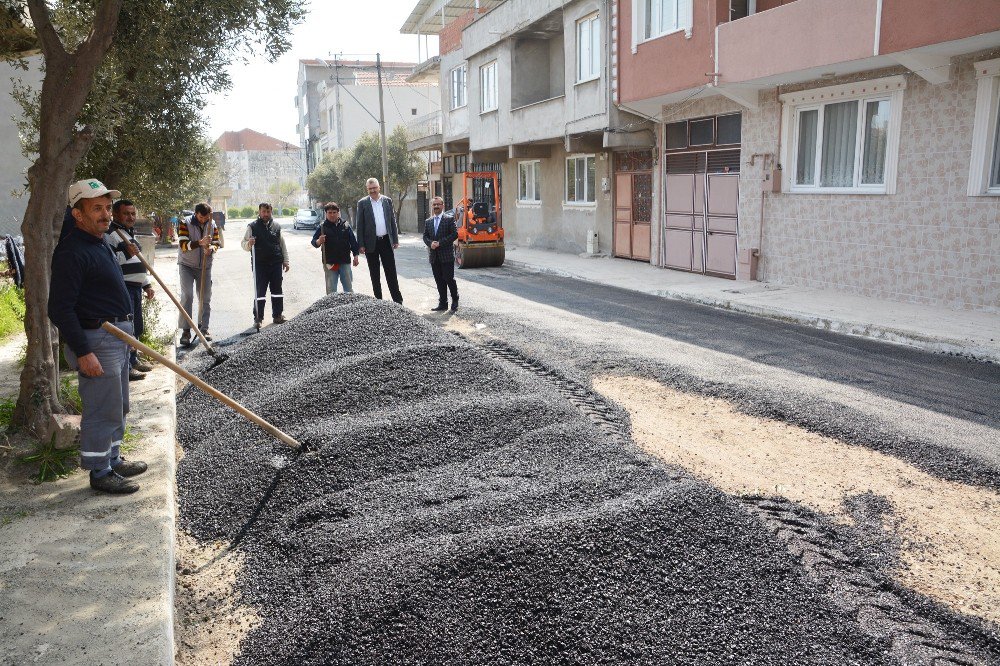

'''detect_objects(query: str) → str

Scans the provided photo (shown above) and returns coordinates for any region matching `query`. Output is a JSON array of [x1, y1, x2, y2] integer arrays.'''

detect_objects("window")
[[577, 14, 600, 82], [968, 57, 1000, 195], [665, 114, 741, 151], [640, 0, 692, 41], [566, 155, 596, 203], [480, 61, 498, 113], [450, 64, 467, 110], [782, 76, 905, 194], [518, 161, 541, 202]]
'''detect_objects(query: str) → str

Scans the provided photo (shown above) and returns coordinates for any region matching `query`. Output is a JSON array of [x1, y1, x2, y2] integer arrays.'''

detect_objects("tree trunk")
[[12, 0, 123, 435]]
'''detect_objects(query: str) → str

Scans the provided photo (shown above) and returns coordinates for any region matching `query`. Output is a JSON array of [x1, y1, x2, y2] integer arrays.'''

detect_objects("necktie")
[[434, 216, 440, 236]]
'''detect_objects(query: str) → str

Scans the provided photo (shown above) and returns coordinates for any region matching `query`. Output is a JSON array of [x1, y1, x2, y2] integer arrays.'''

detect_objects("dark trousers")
[[365, 236, 403, 304], [430, 259, 458, 305], [126, 284, 144, 367], [254, 262, 284, 321]]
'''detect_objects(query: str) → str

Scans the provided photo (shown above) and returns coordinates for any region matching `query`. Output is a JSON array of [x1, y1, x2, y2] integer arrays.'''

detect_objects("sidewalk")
[[0, 345, 177, 666], [503, 246, 1000, 363]]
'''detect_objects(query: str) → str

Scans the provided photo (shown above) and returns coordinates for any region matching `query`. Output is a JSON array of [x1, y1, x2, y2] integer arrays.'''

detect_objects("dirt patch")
[[593, 374, 1000, 626], [174, 531, 259, 665]]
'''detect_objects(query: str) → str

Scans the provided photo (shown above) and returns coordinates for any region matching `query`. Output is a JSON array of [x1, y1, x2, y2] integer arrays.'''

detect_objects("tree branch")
[[70, 0, 124, 90], [26, 0, 67, 63]]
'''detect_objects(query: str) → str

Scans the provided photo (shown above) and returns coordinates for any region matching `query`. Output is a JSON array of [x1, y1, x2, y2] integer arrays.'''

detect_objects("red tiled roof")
[[214, 129, 299, 152]]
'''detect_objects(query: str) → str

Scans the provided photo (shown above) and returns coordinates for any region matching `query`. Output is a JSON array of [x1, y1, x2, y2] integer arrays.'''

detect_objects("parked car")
[[292, 208, 320, 230]]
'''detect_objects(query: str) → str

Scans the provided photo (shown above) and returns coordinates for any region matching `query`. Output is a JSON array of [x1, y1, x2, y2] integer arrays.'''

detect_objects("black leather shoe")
[[431, 303, 448, 311], [112, 457, 148, 478], [90, 471, 139, 494], [450, 299, 459, 313], [179, 330, 192, 346]]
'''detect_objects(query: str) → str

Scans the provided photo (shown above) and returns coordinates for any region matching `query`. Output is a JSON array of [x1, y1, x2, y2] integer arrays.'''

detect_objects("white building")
[[214, 129, 306, 209]]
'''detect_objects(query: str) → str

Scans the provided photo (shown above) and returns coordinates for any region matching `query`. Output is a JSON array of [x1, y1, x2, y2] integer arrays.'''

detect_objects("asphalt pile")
[[177, 294, 894, 665]]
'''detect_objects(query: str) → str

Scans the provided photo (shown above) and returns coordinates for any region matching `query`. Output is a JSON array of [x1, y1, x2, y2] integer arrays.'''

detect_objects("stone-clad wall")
[[657, 53, 1000, 312]]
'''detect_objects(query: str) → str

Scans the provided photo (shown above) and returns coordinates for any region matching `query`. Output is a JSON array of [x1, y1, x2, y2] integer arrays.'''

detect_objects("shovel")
[[113, 228, 227, 367], [101, 322, 300, 450]]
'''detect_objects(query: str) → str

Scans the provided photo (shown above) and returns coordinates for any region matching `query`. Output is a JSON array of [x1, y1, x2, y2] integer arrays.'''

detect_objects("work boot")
[[134, 360, 154, 373], [90, 471, 139, 494], [273, 315, 287, 324], [201, 330, 213, 341], [431, 302, 448, 312], [112, 456, 148, 478], [128, 367, 146, 381], [179, 329, 191, 346]]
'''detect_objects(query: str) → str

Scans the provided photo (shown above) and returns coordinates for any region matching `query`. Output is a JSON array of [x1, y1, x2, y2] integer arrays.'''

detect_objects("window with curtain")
[[642, 0, 691, 40], [480, 61, 498, 113], [450, 65, 467, 110], [566, 155, 596, 203], [577, 14, 600, 82], [792, 94, 895, 191], [518, 161, 541, 201]]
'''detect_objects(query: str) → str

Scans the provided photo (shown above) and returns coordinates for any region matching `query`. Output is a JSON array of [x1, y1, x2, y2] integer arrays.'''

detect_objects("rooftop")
[[215, 129, 300, 152]]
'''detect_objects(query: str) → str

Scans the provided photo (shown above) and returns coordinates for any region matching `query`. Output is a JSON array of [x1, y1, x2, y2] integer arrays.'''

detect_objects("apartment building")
[[215, 129, 306, 208], [403, 0, 651, 255], [296, 58, 438, 174], [618, 0, 1000, 311]]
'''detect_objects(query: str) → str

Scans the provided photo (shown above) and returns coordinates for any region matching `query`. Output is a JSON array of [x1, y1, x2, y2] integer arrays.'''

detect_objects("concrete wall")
[[0, 56, 42, 238], [716, 0, 877, 85], [880, 0, 1000, 55], [505, 146, 614, 254], [223, 149, 306, 208], [316, 82, 438, 153], [656, 52, 1000, 312], [441, 49, 469, 142]]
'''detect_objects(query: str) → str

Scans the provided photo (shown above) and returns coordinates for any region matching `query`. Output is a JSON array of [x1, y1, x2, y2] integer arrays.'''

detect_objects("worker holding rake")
[[176, 203, 220, 346]]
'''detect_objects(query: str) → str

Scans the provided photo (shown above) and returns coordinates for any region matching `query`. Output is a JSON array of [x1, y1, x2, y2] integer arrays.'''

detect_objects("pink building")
[[616, 0, 1000, 311]]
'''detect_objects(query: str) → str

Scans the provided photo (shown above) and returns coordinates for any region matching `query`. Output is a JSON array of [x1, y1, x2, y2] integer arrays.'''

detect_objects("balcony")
[[717, 0, 879, 87], [406, 110, 443, 152]]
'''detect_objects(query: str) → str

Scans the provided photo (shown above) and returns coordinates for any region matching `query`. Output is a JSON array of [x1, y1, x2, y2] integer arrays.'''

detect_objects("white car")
[[292, 209, 320, 230]]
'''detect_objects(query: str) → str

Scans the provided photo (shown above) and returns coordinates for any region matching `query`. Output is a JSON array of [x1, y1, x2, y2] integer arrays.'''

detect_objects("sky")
[[205, 0, 438, 144]]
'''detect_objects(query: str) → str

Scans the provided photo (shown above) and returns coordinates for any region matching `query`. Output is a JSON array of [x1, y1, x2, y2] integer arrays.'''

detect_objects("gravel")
[[177, 295, 898, 665]]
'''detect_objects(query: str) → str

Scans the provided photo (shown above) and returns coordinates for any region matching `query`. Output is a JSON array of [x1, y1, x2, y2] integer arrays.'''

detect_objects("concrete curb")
[[504, 258, 999, 364]]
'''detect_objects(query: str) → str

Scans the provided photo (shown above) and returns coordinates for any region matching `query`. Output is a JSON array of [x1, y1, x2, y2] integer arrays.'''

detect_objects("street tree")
[[8, 0, 304, 436], [267, 180, 301, 212], [308, 126, 425, 220]]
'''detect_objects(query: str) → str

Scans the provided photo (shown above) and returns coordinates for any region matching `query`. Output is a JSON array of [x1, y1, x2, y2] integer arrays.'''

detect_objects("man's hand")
[[316, 234, 326, 246], [198, 236, 210, 248], [352, 256, 359, 267], [359, 246, 366, 254], [246, 237, 256, 248], [144, 286, 155, 300], [431, 240, 440, 249], [77, 353, 104, 377], [123, 242, 138, 258], [392, 243, 399, 249], [283, 261, 290, 273]]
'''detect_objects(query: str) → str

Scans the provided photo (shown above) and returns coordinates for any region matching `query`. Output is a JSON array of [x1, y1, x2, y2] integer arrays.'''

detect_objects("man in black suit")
[[422, 196, 459, 312], [355, 177, 403, 304]]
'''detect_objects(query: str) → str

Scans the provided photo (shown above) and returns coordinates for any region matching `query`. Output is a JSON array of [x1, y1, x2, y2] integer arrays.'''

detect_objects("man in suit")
[[355, 177, 403, 304], [422, 196, 459, 312]]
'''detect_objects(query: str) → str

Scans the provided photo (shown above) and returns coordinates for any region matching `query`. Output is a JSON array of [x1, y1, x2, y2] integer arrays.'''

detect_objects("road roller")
[[454, 171, 504, 269]]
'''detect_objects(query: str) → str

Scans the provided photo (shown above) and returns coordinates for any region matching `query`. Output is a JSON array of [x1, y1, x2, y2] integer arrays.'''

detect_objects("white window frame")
[[780, 75, 906, 195], [576, 13, 601, 83], [518, 160, 542, 203], [631, 0, 692, 52], [450, 64, 467, 110], [968, 57, 1000, 196], [480, 61, 498, 114], [565, 154, 597, 205]]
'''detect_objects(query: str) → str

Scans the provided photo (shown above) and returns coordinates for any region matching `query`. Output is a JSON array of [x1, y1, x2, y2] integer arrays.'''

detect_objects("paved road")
[[165, 226, 999, 474]]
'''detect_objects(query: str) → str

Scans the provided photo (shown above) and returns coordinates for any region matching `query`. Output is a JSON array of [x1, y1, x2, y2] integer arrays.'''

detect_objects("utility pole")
[[376, 52, 389, 188], [333, 54, 344, 149]]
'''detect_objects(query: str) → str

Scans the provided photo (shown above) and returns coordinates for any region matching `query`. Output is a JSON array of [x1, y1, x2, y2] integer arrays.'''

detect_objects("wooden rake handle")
[[101, 322, 300, 450]]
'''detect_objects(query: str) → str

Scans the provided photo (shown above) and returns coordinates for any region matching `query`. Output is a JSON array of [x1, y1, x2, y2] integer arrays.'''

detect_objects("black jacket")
[[311, 220, 360, 265], [422, 213, 458, 264], [355, 196, 398, 250]]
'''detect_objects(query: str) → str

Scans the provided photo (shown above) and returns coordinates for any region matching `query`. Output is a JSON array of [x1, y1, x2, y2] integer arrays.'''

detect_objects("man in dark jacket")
[[422, 196, 459, 312], [355, 177, 403, 304], [311, 201, 360, 294], [241, 202, 290, 325]]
